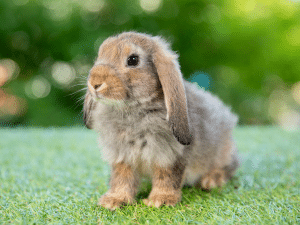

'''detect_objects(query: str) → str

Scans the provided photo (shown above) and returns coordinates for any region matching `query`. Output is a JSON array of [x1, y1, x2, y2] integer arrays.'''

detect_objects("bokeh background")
[[1, 0, 300, 129]]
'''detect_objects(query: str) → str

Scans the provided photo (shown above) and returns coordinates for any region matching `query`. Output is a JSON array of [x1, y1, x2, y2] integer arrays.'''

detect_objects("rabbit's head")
[[84, 32, 192, 145]]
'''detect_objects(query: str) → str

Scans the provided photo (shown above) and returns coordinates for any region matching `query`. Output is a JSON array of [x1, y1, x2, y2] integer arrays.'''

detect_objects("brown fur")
[[143, 158, 185, 207], [92, 33, 192, 145], [223, 146, 239, 180], [89, 65, 127, 100], [152, 47, 192, 145], [216, 132, 239, 182], [83, 93, 94, 129], [199, 169, 226, 190], [194, 133, 238, 190], [83, 32, 240, 210], [98, 162, 139, 210]]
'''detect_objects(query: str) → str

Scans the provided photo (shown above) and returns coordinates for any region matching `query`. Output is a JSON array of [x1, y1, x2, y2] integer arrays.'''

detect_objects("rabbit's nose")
[[94, 84, 101, 89], [88, 81, 107, 94]]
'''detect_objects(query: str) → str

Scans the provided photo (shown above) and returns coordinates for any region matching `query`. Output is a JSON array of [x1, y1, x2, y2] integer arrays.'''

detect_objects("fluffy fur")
[[83, 32, 239, 209]]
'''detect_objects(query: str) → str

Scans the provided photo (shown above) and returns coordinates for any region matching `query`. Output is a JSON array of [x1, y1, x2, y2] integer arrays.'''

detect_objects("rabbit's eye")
[[127, 55, 139, 67]]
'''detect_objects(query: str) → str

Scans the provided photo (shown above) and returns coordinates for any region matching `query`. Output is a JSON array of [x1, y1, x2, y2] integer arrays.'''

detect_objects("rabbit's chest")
[[94, 104, 169, 140], [94, 104, 184, 168], [105, 111, 168, 146]]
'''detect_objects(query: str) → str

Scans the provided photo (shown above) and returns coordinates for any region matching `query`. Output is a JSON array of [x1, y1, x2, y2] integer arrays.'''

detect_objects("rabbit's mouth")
[[90, 92, 126, 105], [87, 85, 128, 107], [95, 97, 126, 106]]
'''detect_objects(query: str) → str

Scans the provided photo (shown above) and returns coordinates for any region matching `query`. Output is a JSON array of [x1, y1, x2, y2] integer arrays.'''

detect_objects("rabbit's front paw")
[[143, 190, 181, 207], [98, 192, 135, 210]]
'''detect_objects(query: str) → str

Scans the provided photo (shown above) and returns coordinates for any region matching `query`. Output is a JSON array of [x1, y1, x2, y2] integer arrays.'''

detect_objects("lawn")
[[0, 127, 299, 224]]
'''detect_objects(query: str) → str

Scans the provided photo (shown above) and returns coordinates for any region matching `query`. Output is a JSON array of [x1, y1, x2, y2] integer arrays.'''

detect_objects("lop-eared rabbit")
[[83, 32, 239, 210]]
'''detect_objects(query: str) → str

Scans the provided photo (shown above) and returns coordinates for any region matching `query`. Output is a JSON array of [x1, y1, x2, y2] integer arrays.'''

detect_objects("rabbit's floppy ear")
[[83, 92, 94, 129], [151, 37, 192, 145]]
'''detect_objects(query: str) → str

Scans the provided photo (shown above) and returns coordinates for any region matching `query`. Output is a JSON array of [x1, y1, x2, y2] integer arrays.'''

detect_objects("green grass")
[[0, 127, 299, 224]]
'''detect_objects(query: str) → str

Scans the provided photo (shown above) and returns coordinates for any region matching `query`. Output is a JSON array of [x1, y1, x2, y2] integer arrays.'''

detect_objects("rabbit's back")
[[184, 81, 238, 185]]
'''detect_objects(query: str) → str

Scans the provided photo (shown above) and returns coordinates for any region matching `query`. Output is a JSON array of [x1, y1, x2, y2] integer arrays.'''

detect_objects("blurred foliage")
[[1, 0, 300, 127]]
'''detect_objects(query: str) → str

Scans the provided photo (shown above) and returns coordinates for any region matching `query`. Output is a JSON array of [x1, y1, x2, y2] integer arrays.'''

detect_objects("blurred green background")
[[1, 0, 300, 129]]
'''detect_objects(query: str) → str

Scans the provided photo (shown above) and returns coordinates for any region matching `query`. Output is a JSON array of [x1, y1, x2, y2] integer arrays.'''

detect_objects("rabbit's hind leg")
[[198, 135, 239, 190], [199, 169, 226, 190], [200, 155, 239, 190]]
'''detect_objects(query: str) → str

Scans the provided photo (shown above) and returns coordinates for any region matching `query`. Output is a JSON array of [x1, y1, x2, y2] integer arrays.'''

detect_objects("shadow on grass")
[[136, 179, 152, 200]]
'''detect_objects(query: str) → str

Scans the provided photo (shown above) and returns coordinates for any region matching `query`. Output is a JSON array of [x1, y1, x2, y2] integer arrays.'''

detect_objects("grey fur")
[[84, 32, 239, 187], [86, 81, 238, 185]]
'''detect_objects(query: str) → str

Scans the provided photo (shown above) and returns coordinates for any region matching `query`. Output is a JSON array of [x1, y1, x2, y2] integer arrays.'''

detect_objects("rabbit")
[[83, 31, 239, 210]]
